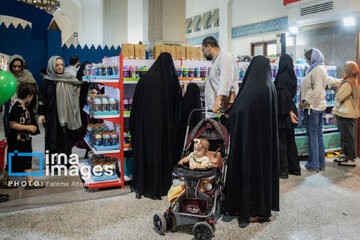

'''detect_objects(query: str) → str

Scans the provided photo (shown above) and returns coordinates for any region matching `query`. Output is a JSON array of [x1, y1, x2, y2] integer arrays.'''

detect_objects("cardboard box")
[[165, 45, 177, 59], [135, 44, 146, 59], [175, 46, 186, 60], [194, 47, 203, 60], [153, 45, 167, 59], [121, 44, 135, 59], [186, 46, 195, 60]]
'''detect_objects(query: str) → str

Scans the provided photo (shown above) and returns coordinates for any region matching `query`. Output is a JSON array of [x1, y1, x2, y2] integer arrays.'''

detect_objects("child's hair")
[[194, 138, 210, 151], [16, 82, 37, 99]]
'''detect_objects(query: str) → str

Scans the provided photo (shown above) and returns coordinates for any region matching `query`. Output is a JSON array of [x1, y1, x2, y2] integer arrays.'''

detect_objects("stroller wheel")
[[165, 211, 177, 232], [153, 213, 166, 235], [193, 222, 214, 240]]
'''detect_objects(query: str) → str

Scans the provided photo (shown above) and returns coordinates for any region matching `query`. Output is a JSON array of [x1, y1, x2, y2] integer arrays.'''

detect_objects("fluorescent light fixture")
[[289, 26, 299, 34], [343, 17, 355, 27]]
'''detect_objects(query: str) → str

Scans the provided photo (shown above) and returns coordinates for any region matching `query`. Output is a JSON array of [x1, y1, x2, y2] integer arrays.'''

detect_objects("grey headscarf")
[[8, 54, 39, 113], [46, 56, 83, 130]]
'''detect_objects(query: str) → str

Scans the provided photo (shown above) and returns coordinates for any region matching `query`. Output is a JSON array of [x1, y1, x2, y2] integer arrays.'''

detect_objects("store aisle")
[[0, 159, 359, 240]]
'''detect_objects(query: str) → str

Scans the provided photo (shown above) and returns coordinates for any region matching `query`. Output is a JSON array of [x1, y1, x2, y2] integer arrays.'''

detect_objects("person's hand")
[[299, 101, 303, 109], [39, 115, 46, 125], [178, 160, 183, 165], [90, 89, 98, 94], [290, 111, 299, 124], [27, 125, 37, 133], [212, 98, 222, 113]]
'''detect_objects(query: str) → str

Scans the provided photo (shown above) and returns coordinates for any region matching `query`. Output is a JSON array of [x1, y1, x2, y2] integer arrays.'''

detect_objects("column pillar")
[[143, 0, 187, 49], [218, 0, 232, 52]]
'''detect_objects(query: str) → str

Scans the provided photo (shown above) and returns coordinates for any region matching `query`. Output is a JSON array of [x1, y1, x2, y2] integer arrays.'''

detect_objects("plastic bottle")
[[129, 65, 135, 78]]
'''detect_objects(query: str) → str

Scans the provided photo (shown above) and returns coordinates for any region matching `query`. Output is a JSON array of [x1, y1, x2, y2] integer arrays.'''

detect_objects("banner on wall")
[[284, 0, 301, 5]]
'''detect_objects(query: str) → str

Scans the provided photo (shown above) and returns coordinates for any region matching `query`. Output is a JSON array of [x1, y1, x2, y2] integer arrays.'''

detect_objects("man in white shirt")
[[65, 56, 79, 77], [202, 37, 239, 121]]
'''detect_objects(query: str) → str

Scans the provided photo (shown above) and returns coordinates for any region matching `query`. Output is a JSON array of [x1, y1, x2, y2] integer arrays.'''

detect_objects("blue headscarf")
[[307, 48, 325, 74]]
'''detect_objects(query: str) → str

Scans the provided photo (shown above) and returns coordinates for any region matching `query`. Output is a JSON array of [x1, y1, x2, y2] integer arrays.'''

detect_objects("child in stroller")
[[153, 110, 229, 240], [178, 138, 212, 170]]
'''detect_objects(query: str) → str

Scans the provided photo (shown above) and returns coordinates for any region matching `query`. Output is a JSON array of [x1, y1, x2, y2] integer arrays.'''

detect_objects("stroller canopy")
[[185, 118, 229, 150]]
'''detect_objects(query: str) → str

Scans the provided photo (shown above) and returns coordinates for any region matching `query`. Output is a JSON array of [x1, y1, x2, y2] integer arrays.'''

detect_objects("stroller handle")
[[187, 109, 226, 127]]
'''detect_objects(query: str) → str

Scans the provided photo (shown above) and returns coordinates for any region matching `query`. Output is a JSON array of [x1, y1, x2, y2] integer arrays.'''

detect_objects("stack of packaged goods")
[[326, 90, 336, 104], [176, 66, 208, 79], [84, 63, 119, 80], [86, 123, 119, 151], [87, 94, 118, 116], [123, 65, 148, 79], [87, 151, 118, 182]]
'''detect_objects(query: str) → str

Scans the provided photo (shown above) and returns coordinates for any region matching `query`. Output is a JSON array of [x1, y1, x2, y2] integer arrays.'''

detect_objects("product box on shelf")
[[153, 45, 167, 59], [176, 46, 186, 60], [186, 46, 195, 60], [166, 45, 177, 59], [194, 47, 203, 60], [121, 44, 135, 59], [135, 44, 146, 60]]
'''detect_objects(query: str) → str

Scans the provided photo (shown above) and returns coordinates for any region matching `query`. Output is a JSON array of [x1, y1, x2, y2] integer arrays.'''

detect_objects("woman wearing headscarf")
[[38, 56, 83, 168], [224, 56, 279, 227], [327, 61, 360, 166], [274, 54, 301, 179], [3, 54, 39, 138], [299, 49, 327, 172], [130, 52, 182, 200]]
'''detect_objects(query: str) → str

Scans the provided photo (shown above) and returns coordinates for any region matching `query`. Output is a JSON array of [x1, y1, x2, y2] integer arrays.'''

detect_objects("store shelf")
[[298, 148, 342, 157], [124, 148, 132, 151], [82, 76, 120, 88], [124, 78, 140, 84], [326, 102, 335, 107], [83, 106, 120, 119], [295, 125, 339, 135], [84, 137, 120, 155], [323, 125, 338, 132], [77, 162, 122, 190]]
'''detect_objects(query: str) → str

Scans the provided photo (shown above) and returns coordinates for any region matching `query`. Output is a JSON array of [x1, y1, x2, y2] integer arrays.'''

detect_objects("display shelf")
[[298, 148, 342, 157], [124, 148, 132, 151], [82, 77, 120, 88], [77, 162, 122, 190], [326, 102, 335, 107]]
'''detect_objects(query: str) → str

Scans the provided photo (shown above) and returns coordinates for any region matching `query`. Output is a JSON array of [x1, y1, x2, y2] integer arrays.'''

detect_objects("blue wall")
[[0, 23, 47, 87], [62, 45, 121, 66]]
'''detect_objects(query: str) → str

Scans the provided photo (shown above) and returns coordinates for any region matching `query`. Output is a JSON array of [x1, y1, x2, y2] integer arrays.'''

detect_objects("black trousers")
[[337, 116, 356, 160], [278, 128, 300, 176]]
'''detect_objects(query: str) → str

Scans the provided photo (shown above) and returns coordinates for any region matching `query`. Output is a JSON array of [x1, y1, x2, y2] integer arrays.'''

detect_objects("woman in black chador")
[[130, 52, 182, 200], [274, 54, 301, 179], [224, 56, 279, 227]]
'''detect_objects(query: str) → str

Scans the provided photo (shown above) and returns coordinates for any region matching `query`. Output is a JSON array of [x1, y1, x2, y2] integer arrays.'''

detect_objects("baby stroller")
[[153, 109, 229, 240]]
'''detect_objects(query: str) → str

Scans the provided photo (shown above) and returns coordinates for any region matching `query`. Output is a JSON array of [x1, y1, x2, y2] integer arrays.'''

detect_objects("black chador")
[[274, 54, 301, 178], [130, 52, 182, 199], [224, 56, 280, 224]]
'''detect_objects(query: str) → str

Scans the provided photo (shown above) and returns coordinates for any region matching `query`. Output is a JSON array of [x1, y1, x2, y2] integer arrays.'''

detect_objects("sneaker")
[[25, 181, 45, 190], [319, 167, 326, 172], [0, 179, 18, 189], [338, 160, 356, 167], [334, 156, 346, 162]]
